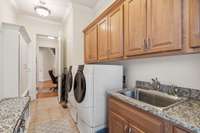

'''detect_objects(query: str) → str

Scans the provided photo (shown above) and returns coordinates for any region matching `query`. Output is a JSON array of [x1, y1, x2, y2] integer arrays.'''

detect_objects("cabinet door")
[[108, 5, 124, 59], [173, 127, 189, 133], [124, 0, 147, 56], [147, 0, 182, 53], [109, 111, 128, 133], [189, 0, 200, 48], [98, 17, 109, 61], [129, 123, 145, 133], [84, 25, 98, 63]]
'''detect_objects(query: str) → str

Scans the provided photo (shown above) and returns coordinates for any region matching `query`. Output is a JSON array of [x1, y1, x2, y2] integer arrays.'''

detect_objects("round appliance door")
[[67, 70, 73, 92], [74, 68, 86, 103]]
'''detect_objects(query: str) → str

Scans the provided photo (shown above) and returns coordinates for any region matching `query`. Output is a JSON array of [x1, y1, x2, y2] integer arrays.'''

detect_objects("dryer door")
[[74, 65, 86, 103], [67, 66, 73, 92]]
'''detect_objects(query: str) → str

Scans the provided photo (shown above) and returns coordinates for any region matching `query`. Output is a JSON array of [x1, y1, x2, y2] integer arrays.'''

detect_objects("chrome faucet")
[[151, 78, 161, 90]]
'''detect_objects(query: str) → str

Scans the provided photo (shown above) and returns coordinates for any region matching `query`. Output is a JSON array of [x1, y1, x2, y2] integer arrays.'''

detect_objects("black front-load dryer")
[[74, 65, 86, 103]]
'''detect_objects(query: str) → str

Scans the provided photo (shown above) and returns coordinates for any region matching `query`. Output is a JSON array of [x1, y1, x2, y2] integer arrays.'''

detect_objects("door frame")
[[35, 34, 62, 100]]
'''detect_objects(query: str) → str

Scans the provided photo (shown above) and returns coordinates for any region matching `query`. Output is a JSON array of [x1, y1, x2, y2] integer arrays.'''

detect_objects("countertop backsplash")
[[136, 81, 200, 100]]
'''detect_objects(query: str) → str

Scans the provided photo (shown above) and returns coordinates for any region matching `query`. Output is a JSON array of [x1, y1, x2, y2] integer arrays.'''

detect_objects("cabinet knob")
[[148, 37, 152, 49], [124, 125, 128, 133], [144, 39, 147, 50], [128, 127, 132, 133]]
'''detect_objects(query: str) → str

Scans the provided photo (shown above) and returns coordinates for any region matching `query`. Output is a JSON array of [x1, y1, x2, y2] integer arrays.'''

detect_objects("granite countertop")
[[0, 97, 30, 133], [165, 100, 200, 132], [108, 89, 200, 133]]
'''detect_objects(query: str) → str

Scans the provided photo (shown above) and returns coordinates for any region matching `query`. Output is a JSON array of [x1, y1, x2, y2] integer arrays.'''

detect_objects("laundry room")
[[0, 0, 200, 133]]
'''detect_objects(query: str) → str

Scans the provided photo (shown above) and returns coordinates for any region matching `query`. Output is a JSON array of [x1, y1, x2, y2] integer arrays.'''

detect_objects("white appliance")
[[68, 65, 78, 123], [1, 23, 31, 98], [73, 65, 123, 133]]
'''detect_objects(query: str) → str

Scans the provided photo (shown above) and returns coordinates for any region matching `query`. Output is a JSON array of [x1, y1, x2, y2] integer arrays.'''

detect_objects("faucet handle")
[[152, 77, 159, 82], [151, 77, 160, 90], [169, 85, 178, 96]]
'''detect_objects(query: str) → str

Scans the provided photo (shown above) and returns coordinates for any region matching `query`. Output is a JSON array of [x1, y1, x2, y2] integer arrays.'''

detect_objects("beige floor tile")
[[28, 97, 79, 133]]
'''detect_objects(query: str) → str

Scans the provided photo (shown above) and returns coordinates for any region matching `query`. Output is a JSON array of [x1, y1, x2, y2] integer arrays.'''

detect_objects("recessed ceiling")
[[14, 0, 99, 23]]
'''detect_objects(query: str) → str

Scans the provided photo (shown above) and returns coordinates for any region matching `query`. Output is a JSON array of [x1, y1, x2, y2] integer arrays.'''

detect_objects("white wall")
[[73, 4, 93, 65], [64, 3, 93, 67], [0, 0, 16, 99], [17, 15, 62, 99], [0, 0, 16, 25], [64, 5, 74, 67], [38, 48, 56, 81], [120, 54, 200, 90], [0, 31, 3, 99]]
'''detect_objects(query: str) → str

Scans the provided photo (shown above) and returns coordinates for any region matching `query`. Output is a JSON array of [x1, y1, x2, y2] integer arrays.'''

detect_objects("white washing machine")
[[73, 65, 123, 133], [68, 65, 78, 123]]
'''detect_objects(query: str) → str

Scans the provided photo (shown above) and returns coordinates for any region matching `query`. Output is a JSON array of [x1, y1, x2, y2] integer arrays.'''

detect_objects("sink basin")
[[119, 89, 185, 110]]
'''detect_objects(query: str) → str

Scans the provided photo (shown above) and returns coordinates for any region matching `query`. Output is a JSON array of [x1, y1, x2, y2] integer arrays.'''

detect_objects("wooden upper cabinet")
[[147, 0, 182, 53], [84, 0, 186, 63], [108, 4, 124, 59], [84, 25, 98, 63], [109, 111, 128, 133], [124, 0, 147, 56], [189, 0, 200, 48], [98, 17, 109, 61]]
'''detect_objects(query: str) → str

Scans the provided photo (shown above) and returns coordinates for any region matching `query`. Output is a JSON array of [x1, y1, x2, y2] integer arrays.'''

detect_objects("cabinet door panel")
[[109, 97, 164, 133], [109, 111, 128, 133], [147, 0, 182, 53], [98, 17, 109, 60], [189, 0, 200, 48], [108, 5, 124, 59], [84, 26, 98, 63], [124, 0, 147, 56]]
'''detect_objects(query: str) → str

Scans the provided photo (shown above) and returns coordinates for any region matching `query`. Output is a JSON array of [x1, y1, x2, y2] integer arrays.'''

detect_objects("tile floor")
[[28, 97, 79, 133], [36, 80, 58, 99]]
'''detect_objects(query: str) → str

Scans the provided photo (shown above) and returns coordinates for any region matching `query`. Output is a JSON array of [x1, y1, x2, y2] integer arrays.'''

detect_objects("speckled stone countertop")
[[108, 89, 200, 133], [0, 97, 30, 133]]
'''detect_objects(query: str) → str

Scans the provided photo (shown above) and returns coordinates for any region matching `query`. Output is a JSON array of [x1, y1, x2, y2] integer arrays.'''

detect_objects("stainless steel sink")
[[119, 89, 186, 110]]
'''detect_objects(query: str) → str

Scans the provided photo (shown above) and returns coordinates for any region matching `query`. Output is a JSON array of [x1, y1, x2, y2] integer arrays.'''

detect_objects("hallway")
[[36, 80, 58, 99], [28, 97, 79, 133]]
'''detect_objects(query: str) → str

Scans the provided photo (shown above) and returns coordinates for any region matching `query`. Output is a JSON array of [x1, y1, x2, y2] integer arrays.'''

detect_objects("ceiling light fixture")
[[34, 1, 51, 17]]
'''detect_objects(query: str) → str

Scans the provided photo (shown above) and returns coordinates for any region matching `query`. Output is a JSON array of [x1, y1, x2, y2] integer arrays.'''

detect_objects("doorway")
[[36, 35, 60, 99]]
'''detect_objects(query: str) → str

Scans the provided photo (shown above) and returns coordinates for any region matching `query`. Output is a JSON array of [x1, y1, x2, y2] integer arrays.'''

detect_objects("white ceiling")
[[72, 0, 99, 8], [14, 0, 99, 23]]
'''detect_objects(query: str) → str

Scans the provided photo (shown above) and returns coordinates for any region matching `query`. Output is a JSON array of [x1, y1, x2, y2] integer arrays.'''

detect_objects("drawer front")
[[109, 97, 164, 133]]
